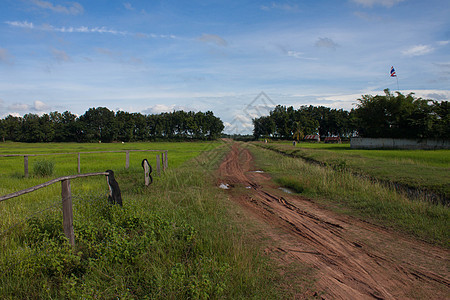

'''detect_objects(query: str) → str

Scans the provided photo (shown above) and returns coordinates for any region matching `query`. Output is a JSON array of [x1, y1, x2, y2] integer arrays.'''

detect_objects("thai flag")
[[390, 66, 397, 77]]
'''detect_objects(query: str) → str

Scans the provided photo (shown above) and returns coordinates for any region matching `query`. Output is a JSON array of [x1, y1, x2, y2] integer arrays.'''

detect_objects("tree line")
[[253, 89, 449, 140], [0, 107, 224, 143]]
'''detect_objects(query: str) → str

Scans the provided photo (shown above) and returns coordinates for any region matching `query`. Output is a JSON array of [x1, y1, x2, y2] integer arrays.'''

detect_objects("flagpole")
[[396, 76, 399, 91]]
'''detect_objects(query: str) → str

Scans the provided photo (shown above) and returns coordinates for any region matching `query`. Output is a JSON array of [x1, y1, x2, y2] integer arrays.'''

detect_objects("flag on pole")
[[390, 66, 397, 77]]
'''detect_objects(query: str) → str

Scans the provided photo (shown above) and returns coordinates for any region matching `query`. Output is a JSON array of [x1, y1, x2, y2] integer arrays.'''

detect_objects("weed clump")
[[33, 159, 55, 177]]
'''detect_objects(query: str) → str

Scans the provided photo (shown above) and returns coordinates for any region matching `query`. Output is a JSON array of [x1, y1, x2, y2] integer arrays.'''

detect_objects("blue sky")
[[1, 0, 449, 133]]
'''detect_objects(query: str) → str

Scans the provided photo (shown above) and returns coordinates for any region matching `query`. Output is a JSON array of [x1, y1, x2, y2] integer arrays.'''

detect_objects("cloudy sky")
[[1, 0, 449, 133]]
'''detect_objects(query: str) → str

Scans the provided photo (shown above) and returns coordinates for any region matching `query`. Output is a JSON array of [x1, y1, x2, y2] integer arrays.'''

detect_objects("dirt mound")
[[218, 143, 449, 299]]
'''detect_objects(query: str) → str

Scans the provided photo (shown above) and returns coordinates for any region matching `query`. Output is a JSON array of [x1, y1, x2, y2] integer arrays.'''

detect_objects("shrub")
[[33, 159, 55, 177]]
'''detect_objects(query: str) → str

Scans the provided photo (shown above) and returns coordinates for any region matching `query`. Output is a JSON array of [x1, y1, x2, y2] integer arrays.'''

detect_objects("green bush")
[[33, 159, 55, 177]]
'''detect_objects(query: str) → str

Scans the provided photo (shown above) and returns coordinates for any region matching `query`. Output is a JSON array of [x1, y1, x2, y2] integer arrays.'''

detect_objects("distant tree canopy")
[[253, 89, 448, 140], [0, 107, 224, 143], [354, 89, 448, 139], [253, 105, 355, 140]]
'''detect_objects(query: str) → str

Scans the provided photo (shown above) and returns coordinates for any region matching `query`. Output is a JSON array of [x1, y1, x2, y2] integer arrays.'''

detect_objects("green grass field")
[[1, 141, 301, 299], [1, 140, 448, 298], [260, 141, 450, 200]]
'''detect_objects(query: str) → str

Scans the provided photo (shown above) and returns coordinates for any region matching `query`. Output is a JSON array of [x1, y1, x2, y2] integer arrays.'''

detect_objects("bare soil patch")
[[217, 143, 449, 299]]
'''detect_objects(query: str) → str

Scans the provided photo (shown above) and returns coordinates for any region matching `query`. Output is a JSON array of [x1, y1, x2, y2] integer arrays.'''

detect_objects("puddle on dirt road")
[[249, 170, 264, 173], [278, 187, 295, 194]]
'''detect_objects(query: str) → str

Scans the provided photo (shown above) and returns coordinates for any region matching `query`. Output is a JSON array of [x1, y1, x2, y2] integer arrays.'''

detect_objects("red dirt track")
[[218, 143, 449, 299]]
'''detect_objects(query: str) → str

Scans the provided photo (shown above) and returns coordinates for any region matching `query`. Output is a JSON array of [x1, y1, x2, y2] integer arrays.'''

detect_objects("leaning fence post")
[[24, 156, 29, 178], [61, 179, 75, 247], [125, 151, 130, 169], [77, 153, 81, 174], [156, 154, 161, 176]]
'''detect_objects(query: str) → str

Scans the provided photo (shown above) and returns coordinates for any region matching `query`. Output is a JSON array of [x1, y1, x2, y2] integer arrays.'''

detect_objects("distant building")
[[304, 135, 320, 142], [324, 137, 341, 144]]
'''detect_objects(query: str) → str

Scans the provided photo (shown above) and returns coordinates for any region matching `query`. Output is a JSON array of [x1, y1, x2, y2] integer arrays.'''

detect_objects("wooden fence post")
[[77, 153, 81, 174], [142, 159, 151, 186], [156, 154, 161, 176], [126, 151, 130, 169], [24, 156, 29, 178], [61, 179, 75, 247]]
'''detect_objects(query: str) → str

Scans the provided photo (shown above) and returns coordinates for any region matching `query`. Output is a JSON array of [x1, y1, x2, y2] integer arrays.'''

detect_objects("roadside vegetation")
[[247, 143, 449, 248], [260, 141, 450, 201], [0, 142, 290, 299]]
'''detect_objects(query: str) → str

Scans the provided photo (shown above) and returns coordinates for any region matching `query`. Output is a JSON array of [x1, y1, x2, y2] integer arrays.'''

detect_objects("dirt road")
[[217, 143, 449, 299]]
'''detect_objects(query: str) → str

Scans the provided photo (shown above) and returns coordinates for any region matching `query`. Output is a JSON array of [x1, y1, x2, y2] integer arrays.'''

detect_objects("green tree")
[[78, 107, 117, 142], [354, 89, 448, 139], [116, 111, 135, 142]]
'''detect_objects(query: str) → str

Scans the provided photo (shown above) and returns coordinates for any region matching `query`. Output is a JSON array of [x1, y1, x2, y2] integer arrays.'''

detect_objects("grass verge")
[[247, 144, 449, 248], [0, 143, 286, 299], [259, 142, 450, 202]]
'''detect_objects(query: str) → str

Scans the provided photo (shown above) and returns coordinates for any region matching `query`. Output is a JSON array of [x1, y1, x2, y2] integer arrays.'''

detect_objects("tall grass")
[[248, 144, 449, 247], [32, 159, 55, 177], [0, 143, 288, 299], [261, 142, 450, 200]]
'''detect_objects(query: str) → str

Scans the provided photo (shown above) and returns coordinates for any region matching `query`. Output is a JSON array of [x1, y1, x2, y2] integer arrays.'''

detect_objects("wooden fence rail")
[[0, 150, 168, 177], [0, 172, 110, 247]]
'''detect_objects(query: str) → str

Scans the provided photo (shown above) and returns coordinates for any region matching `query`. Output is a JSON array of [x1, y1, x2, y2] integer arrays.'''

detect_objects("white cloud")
[[3, 112, 22, 118], [224, 114, 254, 134], [5, 20, 34, 29], [30, 0, 84, 15], [286, 50, 317, 60], [315, 37, 339, 49], [51, 48, 71, 62], [9, 103, 30, 111], [402, 44, 434, 56], [142, 104, 192, 115], [425, 93, 447, 101], [6, 20, 176, 39], [7, 21, 127, 35], [198, 34, 228, 47], [350, 0, 405, 8], [437, 40, 449, 46], [6, 100, 50, 112], [33, 100, 50, 111]]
